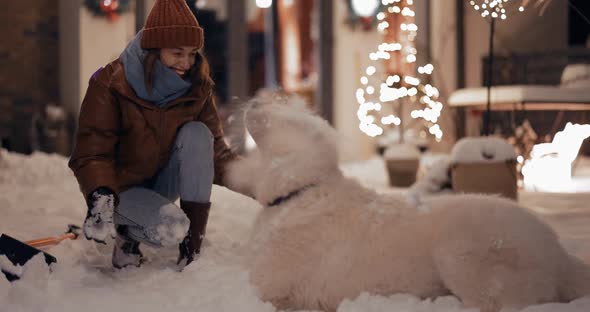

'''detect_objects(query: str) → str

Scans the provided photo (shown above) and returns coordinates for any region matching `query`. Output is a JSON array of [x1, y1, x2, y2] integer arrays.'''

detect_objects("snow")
[[0, 255, 23, 277], [2, 149, 590, 311], [561, 64, 590, 89], [156, 205, 190, 247], [450, 137, 516, 163], [83, 192, 116, 243], [448, 85, 590, 107], [383, 143, 421, 160], [338, 293, 476, 312]]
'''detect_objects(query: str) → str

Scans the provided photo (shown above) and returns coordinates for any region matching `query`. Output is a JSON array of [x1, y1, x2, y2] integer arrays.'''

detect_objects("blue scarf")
[[120, 31, 192, 107]]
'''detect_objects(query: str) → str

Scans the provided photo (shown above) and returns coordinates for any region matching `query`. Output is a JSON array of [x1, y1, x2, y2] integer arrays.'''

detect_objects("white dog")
[[226, 97, 590, 312]]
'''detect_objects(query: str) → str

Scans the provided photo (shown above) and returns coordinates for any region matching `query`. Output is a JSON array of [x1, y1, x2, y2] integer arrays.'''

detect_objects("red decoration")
[[99, 0, 120, 22], [358, 16, 375, 31]]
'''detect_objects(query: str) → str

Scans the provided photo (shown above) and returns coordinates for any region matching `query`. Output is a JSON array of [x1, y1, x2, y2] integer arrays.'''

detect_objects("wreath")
[[84, 0, 131, 22], [345, 0, 385, 31]]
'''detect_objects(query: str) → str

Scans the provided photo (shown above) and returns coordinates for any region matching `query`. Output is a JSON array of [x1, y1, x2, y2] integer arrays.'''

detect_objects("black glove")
[[178, 231, 196, 266], [177, 200, 211, 267], [83, 187, 117, 244]]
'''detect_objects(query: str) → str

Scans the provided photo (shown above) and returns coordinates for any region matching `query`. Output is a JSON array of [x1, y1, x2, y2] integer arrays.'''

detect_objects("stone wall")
[[0, 0, 61, 154]]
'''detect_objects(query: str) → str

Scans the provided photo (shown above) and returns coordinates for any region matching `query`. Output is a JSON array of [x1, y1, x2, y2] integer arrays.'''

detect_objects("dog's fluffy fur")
[[226, 97, 590, 312]]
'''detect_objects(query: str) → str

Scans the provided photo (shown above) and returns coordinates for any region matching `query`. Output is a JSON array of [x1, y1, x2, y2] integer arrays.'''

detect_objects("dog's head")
[[226, 94, 340, 205]]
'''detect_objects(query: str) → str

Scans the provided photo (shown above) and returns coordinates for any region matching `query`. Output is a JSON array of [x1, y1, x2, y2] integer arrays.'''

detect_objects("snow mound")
[[0, 149, 74, 186], [450, 137, 516, 164], [561, 64, 590, 89]]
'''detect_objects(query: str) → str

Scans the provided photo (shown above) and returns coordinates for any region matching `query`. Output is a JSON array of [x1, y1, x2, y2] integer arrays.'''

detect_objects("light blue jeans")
[[113, 122, 214, 247]]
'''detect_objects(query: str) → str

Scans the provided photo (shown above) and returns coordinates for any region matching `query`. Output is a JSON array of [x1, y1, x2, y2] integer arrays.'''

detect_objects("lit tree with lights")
[[356, 0, 444, 143], [468, 0, 527, 135]]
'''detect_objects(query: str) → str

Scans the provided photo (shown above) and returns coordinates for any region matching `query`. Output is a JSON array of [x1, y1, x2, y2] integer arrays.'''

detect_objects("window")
[[568, 0, 590, 46]]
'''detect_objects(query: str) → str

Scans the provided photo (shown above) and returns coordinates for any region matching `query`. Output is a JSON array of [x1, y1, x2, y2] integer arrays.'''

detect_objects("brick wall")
[[0, 0, 60, 154]]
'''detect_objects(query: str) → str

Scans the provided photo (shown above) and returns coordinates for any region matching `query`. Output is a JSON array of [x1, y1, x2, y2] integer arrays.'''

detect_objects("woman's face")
[[159, 46, 198, 77]]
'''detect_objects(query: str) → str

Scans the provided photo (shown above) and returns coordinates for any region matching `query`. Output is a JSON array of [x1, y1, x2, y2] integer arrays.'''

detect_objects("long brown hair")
[[143, 49, 215, 95]]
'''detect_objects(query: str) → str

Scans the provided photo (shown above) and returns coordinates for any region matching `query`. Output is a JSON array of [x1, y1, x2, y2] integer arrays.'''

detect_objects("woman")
[[69, 0, 237, 269]]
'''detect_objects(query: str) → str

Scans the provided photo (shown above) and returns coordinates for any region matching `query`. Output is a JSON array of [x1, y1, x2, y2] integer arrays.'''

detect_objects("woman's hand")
[[83, 187, 117, 244]]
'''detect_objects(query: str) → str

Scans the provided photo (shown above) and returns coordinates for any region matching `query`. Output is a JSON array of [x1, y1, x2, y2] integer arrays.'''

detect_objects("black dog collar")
[[267, 184, 316, 207]]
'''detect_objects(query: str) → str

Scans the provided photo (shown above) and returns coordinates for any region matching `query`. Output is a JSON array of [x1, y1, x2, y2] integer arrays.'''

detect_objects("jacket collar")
[[109, 59, 205, 110]]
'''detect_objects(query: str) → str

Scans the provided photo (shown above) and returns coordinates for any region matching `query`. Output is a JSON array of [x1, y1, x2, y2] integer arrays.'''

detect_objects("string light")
[[356, 0, 444, 141], [468, 0, 525, 19], [469, 0, 527, 135], [255, 0, 272, 9], [351, 0, 381, 17]]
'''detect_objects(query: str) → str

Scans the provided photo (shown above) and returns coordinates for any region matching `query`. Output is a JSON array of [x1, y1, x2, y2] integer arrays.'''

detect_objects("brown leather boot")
[[177, 200, 211, 266]]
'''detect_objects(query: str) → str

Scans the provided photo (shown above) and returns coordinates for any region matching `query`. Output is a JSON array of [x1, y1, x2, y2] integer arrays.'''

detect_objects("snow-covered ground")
[[2, 149, 590, 312]]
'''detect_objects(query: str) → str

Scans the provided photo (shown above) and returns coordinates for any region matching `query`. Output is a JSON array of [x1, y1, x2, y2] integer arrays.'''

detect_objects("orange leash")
[[23, 225, 81, 249], [25, 232, 78, 249]]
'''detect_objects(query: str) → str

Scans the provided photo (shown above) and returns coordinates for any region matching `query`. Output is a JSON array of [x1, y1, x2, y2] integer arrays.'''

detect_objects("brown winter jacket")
[[68, 59, 236, 200]]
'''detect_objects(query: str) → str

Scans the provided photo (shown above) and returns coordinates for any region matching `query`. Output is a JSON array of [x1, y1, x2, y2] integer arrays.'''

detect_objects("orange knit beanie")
[[141, 0, 204, 49]]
